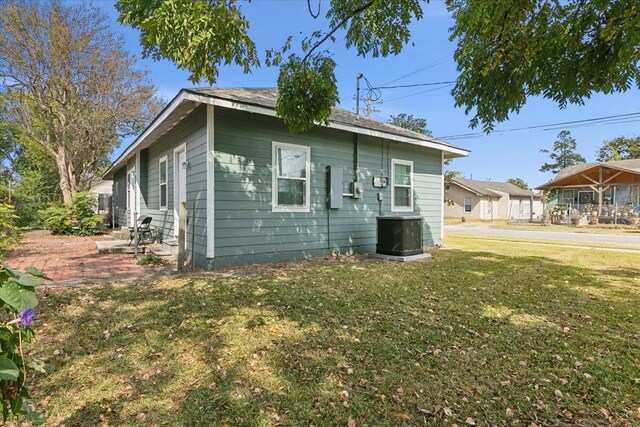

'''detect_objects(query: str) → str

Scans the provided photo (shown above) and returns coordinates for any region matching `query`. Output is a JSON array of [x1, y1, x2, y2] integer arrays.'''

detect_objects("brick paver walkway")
[[3, 232, 147, 284]]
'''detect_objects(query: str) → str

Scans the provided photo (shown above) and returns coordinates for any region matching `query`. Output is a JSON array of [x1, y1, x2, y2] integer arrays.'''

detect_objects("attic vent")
[[376, 216, 423, 256]]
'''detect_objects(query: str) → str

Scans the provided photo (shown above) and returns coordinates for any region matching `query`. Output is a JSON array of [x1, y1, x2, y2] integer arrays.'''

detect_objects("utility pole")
[[356, 73, 364, 116], [362, 97, 382, 117]]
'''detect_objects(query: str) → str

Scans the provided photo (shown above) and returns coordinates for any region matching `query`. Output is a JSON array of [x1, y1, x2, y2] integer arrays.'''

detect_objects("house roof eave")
[[103, 88, 470, 179]]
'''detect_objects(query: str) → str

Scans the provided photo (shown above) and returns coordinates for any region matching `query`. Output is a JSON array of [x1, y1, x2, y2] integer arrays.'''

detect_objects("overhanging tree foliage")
[[507, 178, 529, 190], [1, 0, 161, 203], [116, 0, 639, 134], [117, 0, 424, 132], [540, 131, 587, 174], [388, 114, 432, 136], [596, 136, 640, 161], [450, 0, 640, 132]]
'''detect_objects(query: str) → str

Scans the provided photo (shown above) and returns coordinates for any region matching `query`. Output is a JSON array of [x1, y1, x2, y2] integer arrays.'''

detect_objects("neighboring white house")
[[89, 179, 112, 213], [445, 177, 543, 221]]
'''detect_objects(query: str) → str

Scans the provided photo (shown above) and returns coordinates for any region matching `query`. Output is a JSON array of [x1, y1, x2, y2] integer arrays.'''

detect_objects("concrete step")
[[148, 245, 176, 259], [162, 239, 179, 258], [96, 240, 148, 254], [109, 228, 131, 240]]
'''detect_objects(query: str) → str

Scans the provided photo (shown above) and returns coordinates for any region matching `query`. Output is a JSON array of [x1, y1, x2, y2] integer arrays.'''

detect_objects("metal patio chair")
[[127, 215, 153, 245]]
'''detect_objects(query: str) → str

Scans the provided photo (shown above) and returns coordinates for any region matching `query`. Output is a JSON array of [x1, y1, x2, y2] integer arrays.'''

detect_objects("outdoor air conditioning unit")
[[376, 216, 423, 256]]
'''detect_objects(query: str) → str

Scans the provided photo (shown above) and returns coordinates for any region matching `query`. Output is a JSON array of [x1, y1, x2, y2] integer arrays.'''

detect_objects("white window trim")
[[159, 155, 168, 211], [464, 196, 472, 213], [560, 189, 575, 203], [391, 158, 414, 212], [272, 141, 311, 213]]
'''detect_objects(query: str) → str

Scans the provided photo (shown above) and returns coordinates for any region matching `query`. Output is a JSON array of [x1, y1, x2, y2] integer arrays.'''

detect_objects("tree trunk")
[[55, 148, 75, 204]]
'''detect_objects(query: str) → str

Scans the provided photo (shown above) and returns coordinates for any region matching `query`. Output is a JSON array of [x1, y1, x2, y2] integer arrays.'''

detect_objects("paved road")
[[445, 225, 640, 248]]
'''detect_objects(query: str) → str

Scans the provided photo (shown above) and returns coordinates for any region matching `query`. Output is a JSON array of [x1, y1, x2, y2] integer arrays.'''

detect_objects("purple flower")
[[8, 308, 36, 327]]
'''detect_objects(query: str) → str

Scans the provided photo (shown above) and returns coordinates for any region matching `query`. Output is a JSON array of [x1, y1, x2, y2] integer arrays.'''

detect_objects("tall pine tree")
[[540, 131, 587, 174]]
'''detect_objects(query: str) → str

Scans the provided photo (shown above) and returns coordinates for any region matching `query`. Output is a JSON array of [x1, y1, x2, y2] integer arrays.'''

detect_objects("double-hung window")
[[159, 155, 168, 210], [464, 196, 472, 213], [391, 159, 414, 212], [272, 142, 310, 212]]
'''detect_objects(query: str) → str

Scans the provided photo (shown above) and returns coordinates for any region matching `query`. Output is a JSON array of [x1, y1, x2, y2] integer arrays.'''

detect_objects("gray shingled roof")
[[451, 177, 541, 198], [103, 86, 469, 179], [186, 87, 463, 150]]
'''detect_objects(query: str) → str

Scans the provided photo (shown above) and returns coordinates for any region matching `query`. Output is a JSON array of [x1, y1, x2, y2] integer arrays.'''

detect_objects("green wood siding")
[[209, 107, 443, 268], [141, 106, 207, 263], [112, 168, 127, 228], [111, 104, 444, 269], [111, 106, 208, 264]]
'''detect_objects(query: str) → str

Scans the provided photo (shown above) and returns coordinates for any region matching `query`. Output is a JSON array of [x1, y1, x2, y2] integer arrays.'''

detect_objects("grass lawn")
[[30, 238, 639, 426]]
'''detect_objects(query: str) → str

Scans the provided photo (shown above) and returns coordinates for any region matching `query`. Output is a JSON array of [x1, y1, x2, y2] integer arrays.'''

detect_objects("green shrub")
[[41, 205, 72, 235], [0, 265, 47, 424], [41, 192, 103, 236], [71, 192, 96, 220], [0, 204, 20, 250], [137, 254, 163, 266]]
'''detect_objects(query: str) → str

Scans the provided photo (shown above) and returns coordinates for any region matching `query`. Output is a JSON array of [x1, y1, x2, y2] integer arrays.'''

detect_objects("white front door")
[[127, 168, 136, 226], [485, 198, 494, 221], [174, 147, 187, 238]]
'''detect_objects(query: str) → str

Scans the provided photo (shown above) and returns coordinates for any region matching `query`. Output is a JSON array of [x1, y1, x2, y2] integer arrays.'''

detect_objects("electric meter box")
[[351, 181, 364, 199]]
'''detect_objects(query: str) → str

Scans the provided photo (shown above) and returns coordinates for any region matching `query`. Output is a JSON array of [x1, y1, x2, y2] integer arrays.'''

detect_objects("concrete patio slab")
[[95, 240, 149, 254], [371, 253, 432, 262]]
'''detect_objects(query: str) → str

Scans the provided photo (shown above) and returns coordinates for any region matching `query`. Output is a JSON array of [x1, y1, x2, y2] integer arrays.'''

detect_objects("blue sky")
[[97, 0, 640, 189]]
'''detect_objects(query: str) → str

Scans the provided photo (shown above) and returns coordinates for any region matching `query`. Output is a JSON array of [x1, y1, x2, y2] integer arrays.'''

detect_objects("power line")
[[438, 111, 640, 140], [379, 55, 451, 86], [374, 80, 456, 90], [383, 83, 455, 103]]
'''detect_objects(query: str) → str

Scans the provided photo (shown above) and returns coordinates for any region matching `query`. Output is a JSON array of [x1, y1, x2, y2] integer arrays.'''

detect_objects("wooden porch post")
[[542, 190, 547, 225], [598, 167, 603, 215]]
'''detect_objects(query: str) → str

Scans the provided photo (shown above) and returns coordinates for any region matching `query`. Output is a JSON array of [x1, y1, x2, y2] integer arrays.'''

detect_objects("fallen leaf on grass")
[[393, 412, 412, 420], [347, 417, 356, 427]]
